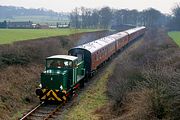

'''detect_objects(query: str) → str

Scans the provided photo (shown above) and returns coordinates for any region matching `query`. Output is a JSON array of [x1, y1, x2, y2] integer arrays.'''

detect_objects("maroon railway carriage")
[[68, 36, 117, 76], [68, 26, 146, 76], [124, 26, 146, 42], [112, 32, 129, 51]]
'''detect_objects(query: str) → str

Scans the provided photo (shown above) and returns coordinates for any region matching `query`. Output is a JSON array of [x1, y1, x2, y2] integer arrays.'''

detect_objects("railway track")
[[19, 101, 69, 120]]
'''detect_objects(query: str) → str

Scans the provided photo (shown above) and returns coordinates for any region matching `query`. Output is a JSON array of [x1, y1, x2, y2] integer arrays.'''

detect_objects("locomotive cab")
[[36, 55, 85, 102]]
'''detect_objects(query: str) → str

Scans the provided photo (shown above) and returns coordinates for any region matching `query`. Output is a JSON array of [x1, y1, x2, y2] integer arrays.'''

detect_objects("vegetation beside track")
[[168, 31, 180, 47], [0, 28, 103, 44], [101, 29, 180, 120]]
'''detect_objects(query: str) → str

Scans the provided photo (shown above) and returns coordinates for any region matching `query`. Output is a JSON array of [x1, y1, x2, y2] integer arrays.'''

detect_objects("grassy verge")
[[168, 31, 180, 47], [0, 28, 103, 44], [63, 62, 115, 120]]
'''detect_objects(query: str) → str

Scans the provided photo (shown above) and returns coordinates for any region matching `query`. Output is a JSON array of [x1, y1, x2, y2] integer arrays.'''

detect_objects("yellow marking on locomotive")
[[63, 96, 66, 100], [39, 89, 48, 100], [39, 89, 67, 101], [52, 90, 62, 101], [41, 95, 47, 100], [46, 90, 52, 96], [48, 97, 55, 100], [42, 89, 46, 93]]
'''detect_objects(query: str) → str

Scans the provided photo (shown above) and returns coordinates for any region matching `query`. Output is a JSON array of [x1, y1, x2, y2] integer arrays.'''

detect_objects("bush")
[[106, 29, 180, 120], [0, 37, 69, 66]]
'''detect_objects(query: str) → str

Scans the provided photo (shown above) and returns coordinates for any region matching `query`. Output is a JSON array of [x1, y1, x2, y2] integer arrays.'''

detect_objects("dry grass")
[[0, 64, 42, 119], [0, 31, 107, 119], [0, 35, 76, 119]]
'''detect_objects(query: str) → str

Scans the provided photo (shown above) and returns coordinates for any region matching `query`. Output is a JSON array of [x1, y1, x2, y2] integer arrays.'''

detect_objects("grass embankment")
[[0, 28, 102, 44], [168, 31, 180, 47]]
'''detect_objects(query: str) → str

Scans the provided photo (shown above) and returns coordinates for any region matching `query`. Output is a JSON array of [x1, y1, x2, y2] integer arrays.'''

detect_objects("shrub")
[[106, 29, 180, 119]]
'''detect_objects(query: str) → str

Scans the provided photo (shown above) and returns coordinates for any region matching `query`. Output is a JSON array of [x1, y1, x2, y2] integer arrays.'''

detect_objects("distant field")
[[168, 31, 180, 47], [0, 28, 101, 44]]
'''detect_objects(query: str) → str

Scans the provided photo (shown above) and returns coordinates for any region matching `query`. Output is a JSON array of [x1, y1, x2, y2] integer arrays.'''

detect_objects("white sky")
[[0, 0, 179, 14]]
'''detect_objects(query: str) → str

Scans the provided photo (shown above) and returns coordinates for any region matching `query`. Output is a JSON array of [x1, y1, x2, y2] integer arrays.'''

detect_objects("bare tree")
[[70, 8, 80, 28], [142, 8, 163, 27], [171, 3, 180, 30], [99, 7, 112, 28]]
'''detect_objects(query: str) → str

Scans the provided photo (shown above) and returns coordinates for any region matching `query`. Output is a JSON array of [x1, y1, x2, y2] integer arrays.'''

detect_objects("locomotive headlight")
[[60, 85, 63, 90], [39, 84, 42, 88]]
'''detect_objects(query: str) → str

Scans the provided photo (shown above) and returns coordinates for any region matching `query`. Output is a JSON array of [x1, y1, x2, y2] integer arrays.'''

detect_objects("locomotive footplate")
[[36, 89, 66, 102]]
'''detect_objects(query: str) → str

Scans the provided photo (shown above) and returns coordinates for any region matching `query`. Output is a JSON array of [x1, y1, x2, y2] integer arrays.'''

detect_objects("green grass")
[[168, 31, 180, 47], [0, 28, 101, 44]]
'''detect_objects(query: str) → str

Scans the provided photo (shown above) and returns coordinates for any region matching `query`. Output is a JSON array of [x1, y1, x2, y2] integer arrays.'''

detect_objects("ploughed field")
[[168, 31, 180, 47], [0, 28, 102, 44]]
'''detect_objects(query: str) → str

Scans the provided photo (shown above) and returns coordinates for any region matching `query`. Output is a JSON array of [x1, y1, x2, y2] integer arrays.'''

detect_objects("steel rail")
[[43, 104, 63, 120], [19, 102, 44, 120]]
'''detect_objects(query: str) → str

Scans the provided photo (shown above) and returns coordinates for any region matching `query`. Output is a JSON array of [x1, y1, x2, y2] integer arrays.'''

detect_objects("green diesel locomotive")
[[36, 55, 85, 102]]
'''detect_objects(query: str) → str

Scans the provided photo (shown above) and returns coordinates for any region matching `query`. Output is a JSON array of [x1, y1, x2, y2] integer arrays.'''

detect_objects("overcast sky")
[[0, 0, 179, 14]]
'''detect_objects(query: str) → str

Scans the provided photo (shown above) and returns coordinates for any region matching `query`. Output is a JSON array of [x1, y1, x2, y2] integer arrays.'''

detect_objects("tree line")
[[0, 6, 67, 19], [70, 4, 180, 30], [167, 4, 180, 30]]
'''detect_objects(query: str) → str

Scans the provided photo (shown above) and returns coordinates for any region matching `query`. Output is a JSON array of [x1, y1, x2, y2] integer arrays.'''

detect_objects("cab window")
[[47, 59, 72, 68]]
